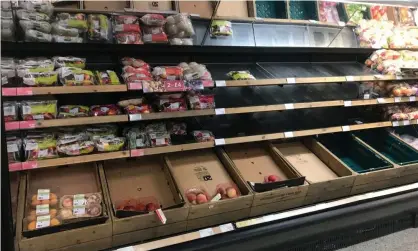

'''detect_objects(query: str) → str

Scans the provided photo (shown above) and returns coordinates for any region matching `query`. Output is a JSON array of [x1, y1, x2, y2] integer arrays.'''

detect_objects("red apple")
[[268, 175, 280, 182], [196, 193, 208, 204], [135, 203, 146, 212], [146, 203, 157, 212], [186, 193, 197, 204], [226, 187, 237, 198]]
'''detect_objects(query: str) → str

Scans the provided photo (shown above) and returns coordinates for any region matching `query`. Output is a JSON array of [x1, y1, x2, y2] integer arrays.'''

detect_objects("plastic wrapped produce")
[[22, 71, 58, 87], [227, 71, 256, 80], [141, 14, 167, 43], [121, 58, 150, 69], [57, 132, 94, 156], [168, 122, 187, 136], [16, 9, 50, 21], [96, 70, 121, 85], [179, 62, 212, 81], [141, 14, 166, 26], [1, 19, 15, 41], [397, 7, 415, 26], [210, 20, 232, 37], [17, 58, 54, 77], [187, 92, 215, 110], [55, 13, 87, 30], [51, 22, 79, 36], [386, 82, 418, 97], [118, 99, 151, 114], [18, 1, 53, 16], [381, 104, 418, 121], [365, 49, 418, 75], [370, 5, 388, 21], [86, 125, 117, 141], [165, 13, 194, 45], [318, 1, 340, 23], [115, 32, 143, 44], [24, 132, 58, 160], [169, 38, 193, 45], [4, 101, 18, 122], [21, 100, 57, 120], [24, 29, 52, 42], [146, 123, 166, 133], [112, 15, 140, 32], [95, 135, 125, 152], [148, 131, 171, 147], [90, 104, 121, 116], [1, 58, 16, 85], [58, 105, 90, 118], [19, 20, 52, 33], [121, 60, 152, 84], [58, 67, 95, 86], [345, 4, 367, 24], [124, 126, 150, 149], [53, 56, 85, 69], [7, 135, 22, 164], [88, 14, 110, 42], [154, 94, 187, 112], [192, 130, 215, 142], [152, 66, 183, 80]]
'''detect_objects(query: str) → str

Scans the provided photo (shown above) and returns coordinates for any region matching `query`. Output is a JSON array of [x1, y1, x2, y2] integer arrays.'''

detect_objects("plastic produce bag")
[[7, 136, 22, 163], [88, 14, 110, 42], [16, 9, 50, 21], [95, 136, 125, 152], [22, 71, 58, 86], [165, 13, 195, 38], [58, 105, 90, 118], [169, 38, 193, 46], [86, 125, 118, 141], [53, 56, 86, 69], [179, 62, 212, 80], [345, 4, 367, 24], [96, 70, 121, 85], [1, 19, 15, 41], [140, 14, 166, 26], [318, 1, 340, 23], [53, 35, 83, 43], [115, 32, 143, 44], [397, 7, 415, 26], [4, 101, 19, 122], [227, 71, 255, 80], [90, 104, 121, 116], [17, 58, 54, 77], [123, 126, 150, 149], [55, 13, 88, 30], [51, 22, 79, 36], [142, 26, 168, 43], [1, 58, 16, 85], [21, 100, 57, 120], [57, 132, 95, 156], [210, 20, 232, 37], [187, 92, 215, 110], [112, 15, 140, 32], [193, 130, 215, 142], [58, 67, 95, 86], [19, 20, 52, 33], [24, 30, 52, 42], [152, 66, 183, 80], [154, 94, 187, 112], [24, 132, 58, 161], [18, 1, 54, 16]]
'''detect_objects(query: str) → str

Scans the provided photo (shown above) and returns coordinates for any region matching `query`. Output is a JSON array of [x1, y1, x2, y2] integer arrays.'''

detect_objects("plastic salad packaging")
[[86, 125, 118, 141], [123, 126, 150, 149], [94, 135, 125, 152], [95, 70, 121, 85], [154, 94, 187, 112], [16, 58, 54, 78], [7, 135, 22, 163], [21, 100, 57, 120], [16, 9, 50, 22], [4, 101, 19, 122], [178, 62, 212, 81], [58, 105, 90, 118], [51, 22, 80, 36], [210, 20, 232, 37], [22, 71, 58, 87], [148, 131, 171, 147], [165, 13, 194, 45], [24, 29, 52, 42], [168, 122, 187, 136], [55, 13, 88, 31], [1, 58, 16, 85], [88, 14, 111, 42], [57, 132, 95, 156], [227, 71, 256, 80], [24, 132, 58, 160], [118, 98, 151, 114], [19, 20, 52, 33], [53, 56, 86, 69], [187, 92, 216, 110], [18, 1, 54, 16], [58, 67, 95, 86], [141, 14, 167, 43], [90, 104, 121, 116]]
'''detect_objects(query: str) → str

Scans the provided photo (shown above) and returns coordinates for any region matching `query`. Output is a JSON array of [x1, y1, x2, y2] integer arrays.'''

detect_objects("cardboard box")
[[102, 157, 188, 243], [178, 1, 213, 18], [165, 149, 253, 223], [273, 139, 355, 205], [132, 1, 175, 12], [17, 164, 112, 251], [186, 207, 251, 231], [83, 1, 128, 11], [223, 143, 308, 217]]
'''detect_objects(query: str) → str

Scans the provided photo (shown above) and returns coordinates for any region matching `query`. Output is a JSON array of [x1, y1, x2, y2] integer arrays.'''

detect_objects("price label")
[[73, 194, 86, 206], [128, 82, 143, 90], [129, 114, 142, 121], [284, 103, 294, 110], [392, 121, 400, 127], [5, 121, 19, 131], [363, 94, 370, 99], [8, 163, 22, 172], [345, 76, 354, 81], [36, 215, 50, 229], [73, 205, 86, 215], [215, 80, 226, 87], [199, 228, 215, 238], [286, 78, 296, 84], [37, 189, 50, 200], [16, 87, 33, 96], [2, 88, 17, 96], [36, 204, 49, 215], [164, 80, 185, 92], [131, 149, 145, 157], [219, 223, 234, 233], [396, 75, 403, 80], [215, 108, 225, 115], [374, 75, 384, 80], [377, 98, 386, 103], [20, 121, 36, 129], [156, 208, 167, 224], [215, 138, 225, 146], [343, 101, 352, 107], [410, 96, 416, 102], [394, 97, 401, 103], [338, 21, 346, 27], [403, 120, 410, 126], [284, 132, 294, 138], [342, 125, 350, 132], [309, 20, 318, 23], [255, 17, 263, 21]]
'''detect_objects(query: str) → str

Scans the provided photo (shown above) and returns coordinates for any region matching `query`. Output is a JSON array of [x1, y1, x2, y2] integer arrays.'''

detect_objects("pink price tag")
[[20, 121, 36, 129], [22, 161, 38, 170], [131, 149, 145, 157], [9, 163, 22, 172], [164, 80, 185, 92], [2, 88, 17, 96], [128, 82, 143, 90], [5, 121, 20, 131], [156, 208, 167, 224], [202, 80, 214, 88], [16, 87, 33, 96]]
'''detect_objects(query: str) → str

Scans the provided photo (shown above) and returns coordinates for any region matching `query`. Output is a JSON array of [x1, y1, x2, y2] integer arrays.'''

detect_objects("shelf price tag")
[[36, 215, 50, 229], [2, 88, 17, 96], [36, 204, 49, 215], [363, 94, 370, 99], [286, 78, 296, 84], [343, 101, 352, 107], [403, 120, 410, 126], [338, 21, 346, 27], [377, 98, 386, 103], [156, 209, 167, 224], [163, 80, 185, 92], [128, 82, 143, 90], [396, 75, 403, 80], [374, 75, 384, 80], [199, 228, 215, 238], [215, 108, 225, 115], [8, 163, 22, 172], [345, 76, 354, 81], [129, 114, 142, 121], [392, 121, 400, 127], [215, 80, 226, 87], [19, 121, 36, 129], [16, 87, 33, 96], [131, 149, 145, 157], [284, 103, 294, 110], [22, 161, 38, 170], [309, 20, 318, 23], [394, 97, 401, 103], [215, 138, 225, 146], [284, 132, 294, 138], [410, 96, 416, 102], [341, 125, 351, 132], [219, 223, 234, 233], [5, 121, 20, 131]]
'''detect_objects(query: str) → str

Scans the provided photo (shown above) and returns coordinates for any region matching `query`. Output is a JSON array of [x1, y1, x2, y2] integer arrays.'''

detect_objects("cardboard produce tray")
[[223, 143, 308, 217], [101, 157, 189, 246], [165, 148, 253, 230], [272, 139, 355, 205], [16, 163, 112, 251]]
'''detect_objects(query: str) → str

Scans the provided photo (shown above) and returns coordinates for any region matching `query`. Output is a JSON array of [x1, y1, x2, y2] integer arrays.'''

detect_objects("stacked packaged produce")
[[17, 58, 56, 86], [359, 81, 418, 98], [87, 14, 111, 42], [121, 57, 152, 87], [24, 131, 58, 160], [112, 15, 142, 44], [17, 1, 54, 42], [1, 1, 15, 41], [365, 49, 418, 75], [7, 134, 22, 164], [381, 104, 418, 121], [318, 1, 340, 23], [1, 57, 16, 85], [345, 3, 368, 24], [52, 13, 87, 43], [165, 13, 194, 45], [140, 14, 168, 43]]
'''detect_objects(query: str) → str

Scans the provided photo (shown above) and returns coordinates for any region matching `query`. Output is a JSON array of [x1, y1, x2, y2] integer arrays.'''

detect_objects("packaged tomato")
[[90, 105, 121, 116], [187, 93, 215, 110], [122, 66, 151, 75], [113, 15, 140, 32], [115, 32, 143, 44], [152, 66, 183, 80]]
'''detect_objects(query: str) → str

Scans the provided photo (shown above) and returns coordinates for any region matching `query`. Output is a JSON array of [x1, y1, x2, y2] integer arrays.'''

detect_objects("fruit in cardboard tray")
[[226, 187, 237, 198], [187, 193, 197, 204], [196, 193, 208, 204], [267, 175, 280, 182], [96, 70, 121, 85], [90, 104, 121, 116], [146, 203, 157, 212], [217, 187, 227, 199], [27, 221, 36, 231]]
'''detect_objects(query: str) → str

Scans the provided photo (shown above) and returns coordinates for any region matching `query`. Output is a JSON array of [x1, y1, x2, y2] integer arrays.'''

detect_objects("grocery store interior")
[[2, 0, 418, 250]]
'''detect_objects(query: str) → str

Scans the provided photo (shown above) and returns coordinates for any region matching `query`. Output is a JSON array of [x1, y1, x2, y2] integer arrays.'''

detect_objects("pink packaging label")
[[16, 87, 33, 96], [131, 149, 145, 157], [20, 121, 36, 129], [5, 121, 20, 131], [128, 82, 143, 90], [22, 161, 38, 170], [163, 80, 185, 92], [202, 80, 214, 87], [9, 163, 22, 172], [2, 88, 17, 96]]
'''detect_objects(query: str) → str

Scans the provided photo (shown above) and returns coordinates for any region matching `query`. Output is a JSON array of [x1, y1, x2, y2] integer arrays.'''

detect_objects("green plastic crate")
[[288, 0, 318, 20], [354, 129, 418, 166], [318, 134, 393, 174], [255, 0, 287, 19]]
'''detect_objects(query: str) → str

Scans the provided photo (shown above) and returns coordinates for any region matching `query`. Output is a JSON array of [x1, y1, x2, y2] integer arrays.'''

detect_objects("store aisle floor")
[[338, 228, 418, 251]]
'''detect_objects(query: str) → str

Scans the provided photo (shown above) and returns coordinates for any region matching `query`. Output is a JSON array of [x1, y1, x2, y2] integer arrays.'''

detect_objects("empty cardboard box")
[[165, 149, 253, 231], [273, 139, 355, 205], [224, 143, 308, 217], [102, 157, 188, 246]]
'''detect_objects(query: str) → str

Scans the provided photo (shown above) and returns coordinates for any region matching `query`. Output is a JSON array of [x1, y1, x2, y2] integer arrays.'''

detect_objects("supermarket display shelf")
[[9, 120, 414, 172], [124, 182, 418, 251], [1, 85, 128, 96]]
